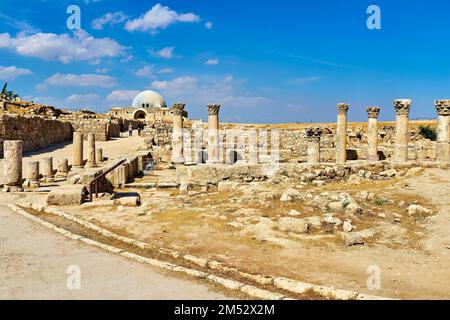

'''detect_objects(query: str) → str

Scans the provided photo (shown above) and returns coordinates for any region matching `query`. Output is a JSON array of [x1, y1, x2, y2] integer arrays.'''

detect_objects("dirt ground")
[[43, 166, 449, 300]]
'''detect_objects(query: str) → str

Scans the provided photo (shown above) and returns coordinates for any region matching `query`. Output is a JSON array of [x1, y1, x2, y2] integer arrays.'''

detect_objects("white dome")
[[132, 90, 167, 108]]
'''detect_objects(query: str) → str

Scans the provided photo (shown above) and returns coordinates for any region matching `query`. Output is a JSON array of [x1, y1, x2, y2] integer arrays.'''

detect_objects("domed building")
[[109, 90, 187, 122], [132, 90, 167, 109]]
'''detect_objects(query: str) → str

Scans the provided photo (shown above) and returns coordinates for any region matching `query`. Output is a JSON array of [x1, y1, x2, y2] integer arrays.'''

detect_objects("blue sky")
[[0, 0, 449, 123]]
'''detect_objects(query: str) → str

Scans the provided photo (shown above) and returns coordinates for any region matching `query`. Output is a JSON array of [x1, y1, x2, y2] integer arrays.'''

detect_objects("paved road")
[[0, 203, 230, 300]]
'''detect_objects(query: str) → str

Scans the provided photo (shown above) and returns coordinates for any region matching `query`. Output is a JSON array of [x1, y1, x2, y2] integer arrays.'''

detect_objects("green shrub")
[[418, 126, 437, 141]]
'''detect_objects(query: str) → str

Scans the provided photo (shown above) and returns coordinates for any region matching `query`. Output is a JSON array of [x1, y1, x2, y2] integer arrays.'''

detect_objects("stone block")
[[46, 185, 89, 205]]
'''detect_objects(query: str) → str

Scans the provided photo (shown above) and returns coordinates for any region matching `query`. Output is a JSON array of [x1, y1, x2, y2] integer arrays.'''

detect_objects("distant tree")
[[5, 90, 19, 101], [1, 82, 19, 101], [418, 125, 437, 141]]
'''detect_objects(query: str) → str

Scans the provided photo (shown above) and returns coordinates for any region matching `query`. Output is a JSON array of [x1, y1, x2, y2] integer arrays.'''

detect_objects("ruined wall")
[[0, 114, 73, 157], [143, 120, 438, 163], [70, 119, 111, 141]]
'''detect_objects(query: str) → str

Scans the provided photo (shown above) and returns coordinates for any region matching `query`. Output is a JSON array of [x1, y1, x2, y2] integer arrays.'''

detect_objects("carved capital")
[[394, 99, 412, 116], [172, 103, 185, 116], [305, 127, 322, 142], [366, 106, 381, 119], [435, 100, 450, 116], [337, 103, 349, 115], [207, 104, 221, 116]]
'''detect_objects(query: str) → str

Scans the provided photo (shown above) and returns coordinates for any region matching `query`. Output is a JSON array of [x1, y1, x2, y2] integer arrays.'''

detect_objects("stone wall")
[[148, 120, 438, 163], [0, 114, 73, 157], [68, 118, 142, 141], [70, 119, 111, 141]]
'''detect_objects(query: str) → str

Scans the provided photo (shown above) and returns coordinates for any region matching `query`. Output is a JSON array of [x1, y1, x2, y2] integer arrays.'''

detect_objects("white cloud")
[[151, 76, 197, 95], [125, 3, 200, 33], [120, 54, 133, 63], [205, 22, 213, 29], [106, 90, 140, 103], [150, 46, 175, 59], [0, 13, 39, 33], [95, 68, 110, 73], [92, 11, 128, 30], [0, 30, 127, 64], [133, 65, 155, 79], [290, 77, 322, 84], [205, 58, 219, 65], [42, 73, 117, 88], [0, 65, 32, 81], [66, 93, 100, 104], [158, 68, 174, 74], [150, 75, 270, 108]]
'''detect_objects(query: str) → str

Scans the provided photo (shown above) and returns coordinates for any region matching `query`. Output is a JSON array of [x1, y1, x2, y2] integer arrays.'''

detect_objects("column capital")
[[435, 100, 450, 116], [366, 106, 381, 119], [305, 127, 323, 142], [394, 99, 412, 116], [207, 104, 221, 116], [337, 103, 349, 115], [172, 103, 185, 116]]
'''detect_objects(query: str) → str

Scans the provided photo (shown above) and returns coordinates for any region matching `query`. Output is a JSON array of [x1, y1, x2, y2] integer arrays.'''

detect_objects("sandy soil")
[[57, 167, 450, 300]]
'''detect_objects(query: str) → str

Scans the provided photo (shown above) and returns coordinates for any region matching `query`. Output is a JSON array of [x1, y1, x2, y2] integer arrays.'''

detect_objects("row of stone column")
[[2, 131, 105, 191], [72, 131, 103, 168], [2, 140, 71, 190], [171, 103, 222, 165], [306, 100, 450, 164]]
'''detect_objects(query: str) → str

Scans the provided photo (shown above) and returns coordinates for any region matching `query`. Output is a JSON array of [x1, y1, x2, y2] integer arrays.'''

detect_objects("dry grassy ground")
[[49, 167, 450, 299]]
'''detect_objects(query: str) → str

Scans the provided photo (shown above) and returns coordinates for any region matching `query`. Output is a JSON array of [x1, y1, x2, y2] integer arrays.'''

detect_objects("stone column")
[[305, 127, 322, 164], [56, 158, 69, 178], [435, 100, 450, 163], [72, 131, 83, 168], [248, 130, 259, 164], [27, 161, 40, 188], [3, 140, 23, 191], [366, 107, 381, 162], [96, 148, 103, 163], [336, 103, 349, 164], [394, 99, 412, 163], [171, 103, 185, 164], [207, 104, 221, 164], [85, 133, 97, 168], [42, 157, 54, 182]]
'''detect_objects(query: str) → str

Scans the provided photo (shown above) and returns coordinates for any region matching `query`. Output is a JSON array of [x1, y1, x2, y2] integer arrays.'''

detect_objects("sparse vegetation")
[[373, 198, 389, 206]]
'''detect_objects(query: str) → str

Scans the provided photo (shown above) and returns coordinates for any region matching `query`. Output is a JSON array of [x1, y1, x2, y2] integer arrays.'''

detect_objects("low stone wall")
[[177, 164, 268, 185], [0, 114, 73, 157], [176, 161, 448, 187]]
